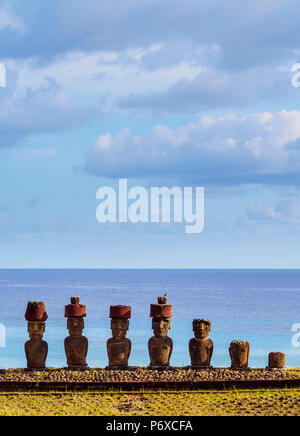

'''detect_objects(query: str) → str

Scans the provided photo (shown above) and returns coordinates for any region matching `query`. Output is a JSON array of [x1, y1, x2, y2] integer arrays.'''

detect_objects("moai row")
[[24, 298, 89, 369], [24, 297, 286, 370]]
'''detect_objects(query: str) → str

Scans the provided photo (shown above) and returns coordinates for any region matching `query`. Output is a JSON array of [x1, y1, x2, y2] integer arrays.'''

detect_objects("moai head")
[[229, 340, 250, 368], [152, 318, 171, 337], [65, 297, 86, 337], [150, 294, 172, 338], [28, 321, 45, 341], [25, 301, 48, 342], [268, 352, 286, 369], [110, 305, 131, 340], [67, 317, 85, 337], [193, 319, 211, 340]]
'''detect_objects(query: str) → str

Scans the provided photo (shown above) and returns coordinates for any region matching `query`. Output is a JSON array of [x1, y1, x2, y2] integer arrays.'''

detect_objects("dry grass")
[[0, 388, 299, 416]]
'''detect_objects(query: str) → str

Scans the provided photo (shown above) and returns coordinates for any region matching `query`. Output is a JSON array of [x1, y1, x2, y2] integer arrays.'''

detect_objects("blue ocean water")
[[0, 269, 299, 369]]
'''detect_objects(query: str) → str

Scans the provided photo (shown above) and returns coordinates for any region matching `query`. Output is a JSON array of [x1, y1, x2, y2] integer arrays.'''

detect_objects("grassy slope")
[[0, 389, 299, 416]]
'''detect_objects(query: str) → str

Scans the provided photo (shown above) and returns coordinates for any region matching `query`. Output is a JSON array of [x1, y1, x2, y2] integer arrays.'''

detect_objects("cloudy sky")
[[1, 0, 300, 268]]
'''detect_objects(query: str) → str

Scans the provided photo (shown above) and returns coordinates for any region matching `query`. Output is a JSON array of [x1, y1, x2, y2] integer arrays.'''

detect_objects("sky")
[[1, 0, 300, 268]]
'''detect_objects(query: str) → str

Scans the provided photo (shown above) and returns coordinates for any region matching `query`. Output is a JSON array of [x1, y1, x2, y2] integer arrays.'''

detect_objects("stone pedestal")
[[107, 305, 132, 368], [64, 297, 88, 368], [229, 340, 250, 369], [24, 301, 48, 369], [148, 294, 173, 368], [268, 352, 285, 369], [189, 319, 213, 368]]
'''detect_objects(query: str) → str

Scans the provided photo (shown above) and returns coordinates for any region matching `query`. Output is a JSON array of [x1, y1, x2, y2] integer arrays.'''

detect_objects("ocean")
[[0, 269, 299, 369]]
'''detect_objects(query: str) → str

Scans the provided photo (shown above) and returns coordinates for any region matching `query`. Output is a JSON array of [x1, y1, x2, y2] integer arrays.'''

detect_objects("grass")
[[0, 388, 299, 416]]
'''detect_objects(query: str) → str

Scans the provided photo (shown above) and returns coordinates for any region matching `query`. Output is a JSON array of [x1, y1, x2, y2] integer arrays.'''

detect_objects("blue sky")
[[1, 0, 300, 268]]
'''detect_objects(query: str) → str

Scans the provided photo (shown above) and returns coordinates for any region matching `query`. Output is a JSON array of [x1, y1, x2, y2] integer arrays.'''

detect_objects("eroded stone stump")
[[24, 301, 48, 369], [268, 352, 285, 369], [148, 293, 173, 368], [64, 297, 88, 368], [107, 305, 131, 368], [189, 319, 214, 368], [229, 340, 250, 369]]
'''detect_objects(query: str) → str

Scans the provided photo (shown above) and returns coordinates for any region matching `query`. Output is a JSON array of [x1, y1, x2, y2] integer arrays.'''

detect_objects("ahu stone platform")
[[0, 368, 299, 391]]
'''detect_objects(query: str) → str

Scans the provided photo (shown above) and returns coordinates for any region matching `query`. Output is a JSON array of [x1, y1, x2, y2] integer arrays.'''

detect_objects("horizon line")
[[0, 267, 299, 270]]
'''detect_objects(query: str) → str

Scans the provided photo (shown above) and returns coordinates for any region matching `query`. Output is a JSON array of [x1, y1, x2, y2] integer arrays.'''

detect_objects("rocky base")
[[0, 367, 298, 384]]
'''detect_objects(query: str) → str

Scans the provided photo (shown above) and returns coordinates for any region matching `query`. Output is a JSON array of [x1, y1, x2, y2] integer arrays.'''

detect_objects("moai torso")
[[148, 335, 173, 367], [268, 352, 285, 369], [107, 337, 131, 367], [229, 340, 250, 368], [64, 335, 88, 367], [25, 338, 48, 369], [189, 338, 213, 367]]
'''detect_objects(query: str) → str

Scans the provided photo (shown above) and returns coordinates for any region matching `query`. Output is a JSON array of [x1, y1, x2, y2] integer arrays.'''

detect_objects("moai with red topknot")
[[24, 301, 48, 369], [64, 297, 88, 368], [148, 293, 173, 368], [107, 305, 132, 368]]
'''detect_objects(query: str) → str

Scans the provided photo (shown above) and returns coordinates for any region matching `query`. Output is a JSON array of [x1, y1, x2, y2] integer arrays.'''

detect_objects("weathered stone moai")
[[24, 301, 48, 369], [148, 293, 173, 368], [189, 319, 214, 368], [64, 297, 88, 368], [229, 340, 250, 369], [268, 352, 285, 369], [107, 305, 132, 368]]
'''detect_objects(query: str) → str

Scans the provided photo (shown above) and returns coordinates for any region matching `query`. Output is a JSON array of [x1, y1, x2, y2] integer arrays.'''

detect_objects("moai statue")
[[64, 297, 88, 368], [107, 305, 132, 368], [24, 301, 48, 369], [229, 340, 250, 369], [268, 352, 286, 369], [148, 293, 173, 368], [189, 319, 214, 368]]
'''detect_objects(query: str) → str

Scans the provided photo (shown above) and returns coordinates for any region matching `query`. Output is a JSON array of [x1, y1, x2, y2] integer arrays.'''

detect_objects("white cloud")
[[0, 7, 24, 32], [1, 2, 297, 116], [120, 65, 291, 113], [231, 196, 300, 234], [84, 110, 300, 185], [246, 203, 281, 221], [5, 48, 205, 104], [126, 44, 163, 61], [0, 72, 96, 148]]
